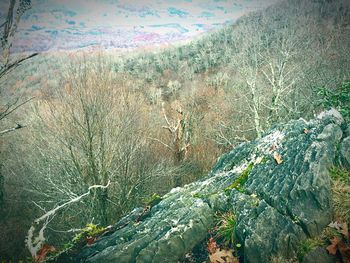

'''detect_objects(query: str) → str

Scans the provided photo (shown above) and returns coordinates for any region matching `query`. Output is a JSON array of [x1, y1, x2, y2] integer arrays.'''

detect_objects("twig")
[[0, 96, 35, 121], [147, 137, 174, 151], [0, 123, 26, 135], [0, 53, 38, 79]]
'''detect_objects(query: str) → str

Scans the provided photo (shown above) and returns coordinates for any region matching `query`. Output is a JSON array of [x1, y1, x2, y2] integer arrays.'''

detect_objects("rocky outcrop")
[[61, 109, 347, 263]]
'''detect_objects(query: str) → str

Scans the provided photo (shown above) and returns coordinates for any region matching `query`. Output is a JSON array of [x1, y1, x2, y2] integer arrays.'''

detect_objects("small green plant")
[[215, 212, 238, 247], [143, 193, 162, 207], [192, 192, 204, 199], [62, 242, 74, 250], [321, 225, 342, 241], [291, 215, 301, 224], [329, 166, 350, 184], [192, 191, 219, 200], [73, 223, 106, 243], [297, 237, 325, 261], [45, 227, 100, 263], [317, 81, 350, 122], [224, 163, 254, 194]]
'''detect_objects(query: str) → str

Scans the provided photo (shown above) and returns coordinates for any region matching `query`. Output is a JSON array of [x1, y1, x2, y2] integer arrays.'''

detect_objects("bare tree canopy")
[[1, 0, 36, 74], [0, 0, 38, 135]]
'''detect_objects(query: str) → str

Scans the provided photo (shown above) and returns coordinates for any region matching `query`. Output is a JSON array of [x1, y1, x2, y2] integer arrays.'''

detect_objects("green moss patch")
[[224, 163, 254, 194], [72, 223, 107, 244], [143, 193, 163, 207]]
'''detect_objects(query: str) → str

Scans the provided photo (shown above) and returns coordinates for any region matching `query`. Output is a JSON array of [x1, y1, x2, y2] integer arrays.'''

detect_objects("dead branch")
[[26, 180, 111, 258], [0, 52, 38, 79], [0, 123, 26, 135]]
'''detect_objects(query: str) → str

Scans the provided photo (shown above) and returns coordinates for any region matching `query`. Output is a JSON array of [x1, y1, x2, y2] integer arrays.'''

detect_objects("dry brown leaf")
[[209, 248, 238, 263], [86, 236, 97, 245], [207, 237, 219, 254], [338, 241, 350, 263], [326, 237, 342, 255], [35, 244, 56, 263], [273, 152, 283, 164], [328, 221, 342, 230], [328, 221, 349, 239]]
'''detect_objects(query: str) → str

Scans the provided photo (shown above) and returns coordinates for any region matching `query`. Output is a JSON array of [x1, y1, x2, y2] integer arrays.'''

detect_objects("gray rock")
[[302, 247, 336, 263], [341, 136, 350, 170], [58, 110, 346, 263]]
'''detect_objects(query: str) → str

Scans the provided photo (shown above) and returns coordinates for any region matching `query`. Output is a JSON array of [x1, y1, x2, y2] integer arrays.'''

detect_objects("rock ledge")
[[59, 110, 347, 263]]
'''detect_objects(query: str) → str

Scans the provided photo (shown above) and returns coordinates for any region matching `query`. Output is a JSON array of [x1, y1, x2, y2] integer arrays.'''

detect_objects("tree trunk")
[[0, 163, 4, 212], [92, 188, 109, 226]]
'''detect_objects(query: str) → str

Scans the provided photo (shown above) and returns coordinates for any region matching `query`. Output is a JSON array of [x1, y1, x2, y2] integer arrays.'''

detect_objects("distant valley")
[[1, 0, 276, 53]]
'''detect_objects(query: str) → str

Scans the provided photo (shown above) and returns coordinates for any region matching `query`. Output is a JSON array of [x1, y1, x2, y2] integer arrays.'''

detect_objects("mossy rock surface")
[[55, 110, 347, 263]]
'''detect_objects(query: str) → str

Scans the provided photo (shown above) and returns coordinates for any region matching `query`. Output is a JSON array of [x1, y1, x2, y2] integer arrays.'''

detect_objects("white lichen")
[[193, 198, 206, 208], [257, 130, 285, 154], [168, 187, 181, 194], [164, 224, 185, 239]]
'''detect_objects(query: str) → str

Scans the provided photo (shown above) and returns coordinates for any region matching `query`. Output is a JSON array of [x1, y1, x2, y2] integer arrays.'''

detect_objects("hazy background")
[[0, 0, 276, 52]]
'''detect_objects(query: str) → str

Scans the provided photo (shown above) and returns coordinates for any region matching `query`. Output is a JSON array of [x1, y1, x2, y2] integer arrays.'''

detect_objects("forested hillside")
[[0, 0, 349, 261]]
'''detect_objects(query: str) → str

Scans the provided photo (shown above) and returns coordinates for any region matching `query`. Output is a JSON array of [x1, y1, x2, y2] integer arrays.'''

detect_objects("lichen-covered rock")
[[341, 136, 350, 170], [60, 109, 347, 263]]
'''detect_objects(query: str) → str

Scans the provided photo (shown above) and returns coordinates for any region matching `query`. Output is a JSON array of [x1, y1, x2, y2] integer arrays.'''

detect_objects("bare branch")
[[26, 180, 111, 258], [0, 52, 39, 78], [0, 123, 26, 135], [162, 125, 173, 133], [147, 136, 173, 151], [0, 96, 34, 121], [162, 110, 172, 128]]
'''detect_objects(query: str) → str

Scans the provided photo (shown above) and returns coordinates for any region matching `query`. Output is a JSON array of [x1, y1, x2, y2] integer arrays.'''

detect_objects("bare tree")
[[229, 16, 266, 138], [0, 0, 38, 135], [225, 2, 318, 140], [0, 0, 37, 219], [24, 56, 162, 237], [0, 0, 37, 76], [150, 101, 192, 164]]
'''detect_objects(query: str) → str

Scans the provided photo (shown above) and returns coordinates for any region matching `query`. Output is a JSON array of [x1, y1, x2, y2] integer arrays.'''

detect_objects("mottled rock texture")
[[302, 247, 336, 263], [341, 136, 350, 170], [57, 109, 348, 263]]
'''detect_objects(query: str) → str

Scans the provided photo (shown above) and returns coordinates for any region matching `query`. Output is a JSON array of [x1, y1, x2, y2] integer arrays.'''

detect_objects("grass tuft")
[[329, 166, 350, 223]]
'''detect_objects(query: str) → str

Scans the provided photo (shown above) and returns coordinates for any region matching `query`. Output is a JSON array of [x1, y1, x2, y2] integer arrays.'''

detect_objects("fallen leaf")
[[328, 221, 342, 230], [35, 244, 56, 263], [86, 236, 96, 245], [207, 237, 219, 254], [209, 248, 238, 263], [326, 237, 342, 255], [273, 152, 283, 164], [338, 241, 350, 263]]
